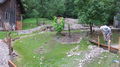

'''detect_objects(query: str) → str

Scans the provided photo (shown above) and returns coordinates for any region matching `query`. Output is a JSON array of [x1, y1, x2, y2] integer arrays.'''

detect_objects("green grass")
[[0, 31, 18, 39], [0, 31, 8, 39], [13, 31, 90, 67], [0, 31, 29, 39], [23, 18, 52, 30]]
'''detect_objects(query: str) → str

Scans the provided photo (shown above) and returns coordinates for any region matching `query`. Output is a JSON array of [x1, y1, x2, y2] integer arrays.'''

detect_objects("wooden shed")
[[0, 0, 24, 30]]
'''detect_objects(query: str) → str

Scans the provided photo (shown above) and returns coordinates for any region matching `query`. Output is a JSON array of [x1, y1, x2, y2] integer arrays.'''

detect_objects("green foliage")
[[22, 0, 66, 18], [75, 0, 117, 25], [22, 0, 40, 18], [64, 0, 78, 18], [52, 17, 65, 34]]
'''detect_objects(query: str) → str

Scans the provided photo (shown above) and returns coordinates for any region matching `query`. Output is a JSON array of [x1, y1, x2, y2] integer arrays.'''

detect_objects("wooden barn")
[[0, 0, 24, 30]]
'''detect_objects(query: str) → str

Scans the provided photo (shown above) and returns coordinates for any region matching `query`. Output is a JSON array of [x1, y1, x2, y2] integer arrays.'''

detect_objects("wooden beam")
[[108, 40, 111, 51], [119, 37, 120, 51], [89, 40, 119, 53], [8, 60, 16, 67], [98, 36, 100, 47]]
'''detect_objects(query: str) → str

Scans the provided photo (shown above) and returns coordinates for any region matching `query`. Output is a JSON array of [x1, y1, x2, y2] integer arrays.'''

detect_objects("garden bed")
[[55, 32, 82, 44]]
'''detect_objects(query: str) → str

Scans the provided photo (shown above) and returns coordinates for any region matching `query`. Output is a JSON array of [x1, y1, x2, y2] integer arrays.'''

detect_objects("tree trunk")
[[89, 23, 93, 34], [68, 24, 71, 38]]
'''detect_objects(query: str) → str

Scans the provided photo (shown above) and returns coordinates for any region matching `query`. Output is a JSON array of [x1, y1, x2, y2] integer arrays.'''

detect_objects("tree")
[[75, 0, 117, 34], [52, 16, 65, 35], [43, 0, 65, 18], [64, 0, 78, 18], [22, 0, 65, 18], [33, 9, 39, 25]]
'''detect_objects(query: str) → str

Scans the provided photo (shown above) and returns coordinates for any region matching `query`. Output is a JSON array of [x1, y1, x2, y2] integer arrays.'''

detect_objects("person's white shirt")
[[100, 25, 112, 42], [100, 25, 111, 35]]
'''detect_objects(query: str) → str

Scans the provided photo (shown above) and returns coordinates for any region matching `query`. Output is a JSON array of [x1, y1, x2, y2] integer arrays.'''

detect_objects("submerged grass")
[[13, 30, 120, 67], [13, 31, 90, 67]]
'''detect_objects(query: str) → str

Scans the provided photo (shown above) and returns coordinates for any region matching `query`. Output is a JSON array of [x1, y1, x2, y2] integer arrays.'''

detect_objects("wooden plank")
[[8, 60, 16, 67], [98, 36, 100, 47], [89, 40, 119, 53], [108, 40, 111, 51], [119, 37, 120, 53]]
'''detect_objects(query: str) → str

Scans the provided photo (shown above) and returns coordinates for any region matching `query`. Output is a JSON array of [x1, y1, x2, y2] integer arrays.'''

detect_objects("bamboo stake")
[[98, 36, 100, 47], [108, 40, 111, 51], [8, 60, 16, 67], [119, 37, 120, 51]]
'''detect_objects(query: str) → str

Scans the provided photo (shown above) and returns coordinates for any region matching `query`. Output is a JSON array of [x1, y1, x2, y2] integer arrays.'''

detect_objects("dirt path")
[[0, 40, 10, 67]]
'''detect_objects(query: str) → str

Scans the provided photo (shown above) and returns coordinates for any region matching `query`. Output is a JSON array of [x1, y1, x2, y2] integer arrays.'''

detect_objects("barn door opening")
[[3, 0, 16, 30], [3, 9, 12, 30]]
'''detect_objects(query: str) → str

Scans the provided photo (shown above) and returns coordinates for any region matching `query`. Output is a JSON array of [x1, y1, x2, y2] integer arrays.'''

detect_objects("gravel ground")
[[66, 45, 108, 67], [0, 40, 10, 67], [67, 45, 81, 57], [78, 45, 108, 67]]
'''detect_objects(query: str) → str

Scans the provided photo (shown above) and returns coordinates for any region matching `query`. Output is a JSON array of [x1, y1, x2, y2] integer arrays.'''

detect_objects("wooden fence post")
[[68, 24, 71, 38], [98, 36, 100, 47], [119, 37, 120, 52], [108, 40, 111, 51], [8, 60, 16, 67]]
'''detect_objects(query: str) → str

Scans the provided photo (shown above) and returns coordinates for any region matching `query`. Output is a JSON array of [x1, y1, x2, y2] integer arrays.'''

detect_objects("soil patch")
[[55, 32, 82, 44]]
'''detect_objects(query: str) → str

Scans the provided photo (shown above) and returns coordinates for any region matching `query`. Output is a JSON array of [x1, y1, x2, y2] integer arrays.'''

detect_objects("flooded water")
[[85, 31, 120, 67], [91, 31, 120, 46]]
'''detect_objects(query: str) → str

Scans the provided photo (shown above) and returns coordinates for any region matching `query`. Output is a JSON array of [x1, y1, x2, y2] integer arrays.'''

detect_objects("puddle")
[[91, 31, 120, 46], [111, 45, 119, 49]]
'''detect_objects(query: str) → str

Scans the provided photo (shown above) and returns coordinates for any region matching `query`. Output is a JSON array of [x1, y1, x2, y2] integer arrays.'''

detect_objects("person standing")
[[100, 25, 112, 45]]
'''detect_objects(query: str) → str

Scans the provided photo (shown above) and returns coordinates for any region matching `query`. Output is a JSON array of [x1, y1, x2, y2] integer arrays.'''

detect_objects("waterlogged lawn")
[[13, 31, 120, 67], [92, 32, 120, 45], [13, 32, 90, 67]]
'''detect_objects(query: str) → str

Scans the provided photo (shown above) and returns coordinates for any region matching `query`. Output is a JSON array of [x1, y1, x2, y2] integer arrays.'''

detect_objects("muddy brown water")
[[86, 31, 120, 67], [91, 31, 120, 47]]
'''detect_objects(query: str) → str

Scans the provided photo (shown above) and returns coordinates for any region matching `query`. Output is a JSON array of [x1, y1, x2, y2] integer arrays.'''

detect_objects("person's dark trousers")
[[105, 41, 108, 45]]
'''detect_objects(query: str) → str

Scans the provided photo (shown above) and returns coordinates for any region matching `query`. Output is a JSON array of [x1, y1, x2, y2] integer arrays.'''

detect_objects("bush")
[[52, 16, 65, 34]]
